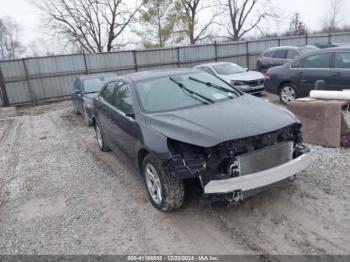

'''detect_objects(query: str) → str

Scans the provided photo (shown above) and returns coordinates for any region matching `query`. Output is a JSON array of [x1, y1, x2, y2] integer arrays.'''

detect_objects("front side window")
[[303, 53, 332, 69], [272, 50, 287, 59], [212, 63, 245, 75], [135, 72, 238, 113], [335, 52, 350, 69], [112, 82, 133, 113], [100, 82, 115, 104], [83, 76, 116, 94]]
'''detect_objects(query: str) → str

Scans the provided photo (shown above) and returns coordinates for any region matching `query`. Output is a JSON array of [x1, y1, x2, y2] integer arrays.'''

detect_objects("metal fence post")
[[329, 33, 332, 45], [83, 52, 89, 74], [305, 34, 308, 45], [22, 58, 37, 106], [177, 47, 181, 68], [214, 41, 218, 62], [0, 69, 9, 107], [133, 50, 138, 72], [246, 41, 250, 69]]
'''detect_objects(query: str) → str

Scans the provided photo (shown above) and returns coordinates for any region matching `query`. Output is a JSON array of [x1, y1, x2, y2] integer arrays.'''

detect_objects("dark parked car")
[[92, 69, 314, 212], [264, 48, 350, 104], [72, 73, 117, 126], [256, 45, 319, 73]]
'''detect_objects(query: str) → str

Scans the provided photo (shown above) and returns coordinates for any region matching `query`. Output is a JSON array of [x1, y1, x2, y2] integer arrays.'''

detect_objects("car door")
[[95, 82, 116, 144], [108, 80, 140, 159], [72, 79, 82, 112], [270, 49, 288, 68], [296, 52, 334, 97], [332, 52, 350, 90]]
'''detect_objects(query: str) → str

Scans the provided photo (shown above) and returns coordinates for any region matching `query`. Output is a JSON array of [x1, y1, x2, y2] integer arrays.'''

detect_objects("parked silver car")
[[194, 62, 265, 95]]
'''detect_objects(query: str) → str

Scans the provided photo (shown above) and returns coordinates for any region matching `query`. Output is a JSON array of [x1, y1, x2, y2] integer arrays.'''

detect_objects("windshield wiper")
[[188, 77, 240, 97], [169, 77, 214, 104]]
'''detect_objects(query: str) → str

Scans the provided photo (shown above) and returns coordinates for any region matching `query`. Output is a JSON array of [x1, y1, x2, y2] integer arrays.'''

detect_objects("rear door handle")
[[334, 72, 342, 77], [296, 72, 304, 76]]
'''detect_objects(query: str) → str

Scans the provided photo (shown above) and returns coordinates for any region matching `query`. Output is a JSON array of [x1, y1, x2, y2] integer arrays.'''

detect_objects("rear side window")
[[272, 50, 287, 59], [335, 52, 350, 69], [100, 82, 115, 104], [262, 50, 274, 58], [291, 59, 303, 68], [303, 53, 332, 69], [286, 50, 299, 59]]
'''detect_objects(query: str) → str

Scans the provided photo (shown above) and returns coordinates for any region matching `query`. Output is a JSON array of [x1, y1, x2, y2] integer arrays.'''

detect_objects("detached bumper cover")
[[204, 150, 316, 194]]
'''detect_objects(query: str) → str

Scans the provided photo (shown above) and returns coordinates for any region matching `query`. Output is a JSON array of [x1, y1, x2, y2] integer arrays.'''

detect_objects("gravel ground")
[[0, 93, 350, 255]]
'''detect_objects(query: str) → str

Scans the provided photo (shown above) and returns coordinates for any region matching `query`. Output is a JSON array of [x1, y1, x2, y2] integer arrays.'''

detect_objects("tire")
[[279, 83, 297, 104], [95, 123, 110, 152], [142, 154, 184, 212], [83, 109, 93, 127]]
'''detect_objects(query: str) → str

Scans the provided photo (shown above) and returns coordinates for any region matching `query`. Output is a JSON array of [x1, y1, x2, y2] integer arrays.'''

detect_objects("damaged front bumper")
[[203, 150, 316, 194]]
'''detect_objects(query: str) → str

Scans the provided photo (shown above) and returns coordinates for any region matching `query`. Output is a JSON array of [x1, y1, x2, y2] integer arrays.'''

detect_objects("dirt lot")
[[0, 93, 350, 255]]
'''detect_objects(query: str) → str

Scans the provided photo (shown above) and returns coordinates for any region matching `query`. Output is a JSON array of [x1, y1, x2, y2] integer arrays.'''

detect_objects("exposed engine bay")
[[165, 123, 310, 195]]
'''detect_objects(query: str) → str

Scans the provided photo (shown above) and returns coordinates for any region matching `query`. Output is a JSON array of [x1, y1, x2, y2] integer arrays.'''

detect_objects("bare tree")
[[0, 17, 25, 60], [175, 0, 221, 45], [287, 13, 307, 36], [34, 0, 144, 53], [220, 0, 275, 41], [323, 0, 343, 33]]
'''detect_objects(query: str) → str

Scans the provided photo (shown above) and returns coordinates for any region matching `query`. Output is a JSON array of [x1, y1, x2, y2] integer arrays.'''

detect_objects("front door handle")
[[334, 72, 342, 77], [296, 71, 304, 76]]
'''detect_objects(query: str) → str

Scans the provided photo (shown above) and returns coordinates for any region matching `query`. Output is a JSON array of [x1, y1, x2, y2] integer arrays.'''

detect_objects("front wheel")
[[143, 155, 184, 212], [279, 83, 297, 104]]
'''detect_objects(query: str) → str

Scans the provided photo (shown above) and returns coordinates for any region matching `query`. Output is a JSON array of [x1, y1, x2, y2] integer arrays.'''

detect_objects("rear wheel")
[[142, 155, 184, 212], [279, 83, 297, 104], [95, 123, 110, 152]]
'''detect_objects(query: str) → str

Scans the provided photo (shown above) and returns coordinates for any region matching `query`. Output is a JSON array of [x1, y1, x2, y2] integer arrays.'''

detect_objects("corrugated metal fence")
[[1, 32, 350, 106]]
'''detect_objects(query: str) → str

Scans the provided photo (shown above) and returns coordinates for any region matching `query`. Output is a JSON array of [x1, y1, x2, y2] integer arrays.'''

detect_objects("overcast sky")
[[1, 0, 350, 47]]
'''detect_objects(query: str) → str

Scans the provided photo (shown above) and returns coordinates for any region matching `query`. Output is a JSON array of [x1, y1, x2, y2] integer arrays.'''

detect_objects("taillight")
[[264, 69, 272, 79]]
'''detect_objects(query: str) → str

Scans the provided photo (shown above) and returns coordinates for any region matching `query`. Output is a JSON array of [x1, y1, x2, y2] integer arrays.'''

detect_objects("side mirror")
[[73, 89, 80, 94], [245, 68, 249, 72]]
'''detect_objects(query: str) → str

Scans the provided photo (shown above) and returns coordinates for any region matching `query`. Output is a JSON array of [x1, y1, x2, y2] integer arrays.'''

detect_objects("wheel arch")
[[138, 148, 150, 173]]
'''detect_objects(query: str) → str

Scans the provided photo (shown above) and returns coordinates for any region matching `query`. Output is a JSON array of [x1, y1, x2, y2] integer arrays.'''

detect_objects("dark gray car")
[[92, 68, 313, 212], [72, 73, 117, 126], [256, 45, 319, 73], [264, 48, 350, 104]]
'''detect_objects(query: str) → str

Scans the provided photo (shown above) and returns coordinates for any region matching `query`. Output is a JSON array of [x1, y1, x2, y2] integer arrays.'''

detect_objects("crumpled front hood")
[[220, 71, 264, 82], [145, 95, 298, 148]]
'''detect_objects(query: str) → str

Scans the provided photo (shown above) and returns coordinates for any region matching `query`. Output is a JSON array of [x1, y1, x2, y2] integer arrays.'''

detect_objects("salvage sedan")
[[194, 62, 265, 95], [92, 69, 314, 212], [72, 73, 117, 126]]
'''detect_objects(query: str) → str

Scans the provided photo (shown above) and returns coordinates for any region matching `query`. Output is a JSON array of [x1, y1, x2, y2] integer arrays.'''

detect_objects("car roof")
[[125, 68, 200, 82], [193, 62, 235, 68], [77, 73, 117, 81], [266, 45, 317, 51]]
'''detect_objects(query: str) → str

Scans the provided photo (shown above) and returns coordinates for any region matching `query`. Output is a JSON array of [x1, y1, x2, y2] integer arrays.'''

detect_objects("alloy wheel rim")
[[145, 163, 162, 205], [281, 86, 296, 103], [96, 126, 103, 148]]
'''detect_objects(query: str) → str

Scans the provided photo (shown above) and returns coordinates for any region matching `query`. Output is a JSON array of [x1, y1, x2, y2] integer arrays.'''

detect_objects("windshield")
[[213, 63, 245, 75], [300, 47, 319, 54], [83, 76, 116, 93], [135, 72, 239, 113]]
